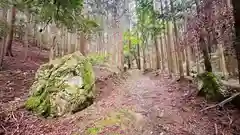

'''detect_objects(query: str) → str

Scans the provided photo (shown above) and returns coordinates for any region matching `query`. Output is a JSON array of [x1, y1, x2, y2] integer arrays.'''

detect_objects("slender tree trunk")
[[161, 1, 173, 77], [136, 43, 141, 69], [166, 22, 174, 77], [49, 36, 56, 62], [128, 33, 132, 69], [119, 29, 124, 71], [67, 33, 72, 54], [24, 12, 31, 61], [142, 43, 147, 70], [6, 6, 16, 57], [185, 47, 190, 76], [154, 35, 161, 69], [170, 0, 184, 79], [231, 0, 240, 83], [184, 13, 190, 76], [60, 28, 65, 56], [195, 0, 212, 72], [0, 8, 8, 69], [200, 33, 212, 72], [217, 42, 228, 78], [33, 18, 37, 47], [80, 32, 86, 56], [159, 35, 165, 71], [136, 32, 141, 69]]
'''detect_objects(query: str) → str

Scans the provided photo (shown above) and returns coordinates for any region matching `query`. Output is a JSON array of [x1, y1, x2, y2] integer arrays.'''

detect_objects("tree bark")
[[184, 14, 191, 76], [128, 33, 132, 69], [154, 35, 161, 70], [0, 8, 8, 69], [80, 32, 86, 56], [170, 0, 184, 79], [159, 35, 165, 71], [24, 12, 31, 61], [195, 0, 213, 72], [49, 36, 56, 62], [161, 0, 173, 77], [6, 6, 16, 57], [231, 0, 240, 83]]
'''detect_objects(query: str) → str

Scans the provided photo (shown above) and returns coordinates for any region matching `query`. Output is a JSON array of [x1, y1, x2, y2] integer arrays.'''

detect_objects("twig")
[[200, 92, 240, 112], [11, 111, 18, 122], [1, 124, 7, 134], [11, 111, 20, 135], [214, 123, 218, 135], [222, 108, 233, 127]]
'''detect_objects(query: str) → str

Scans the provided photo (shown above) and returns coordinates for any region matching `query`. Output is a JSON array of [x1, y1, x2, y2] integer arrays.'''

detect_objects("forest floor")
[[1, 42, 240, 135]]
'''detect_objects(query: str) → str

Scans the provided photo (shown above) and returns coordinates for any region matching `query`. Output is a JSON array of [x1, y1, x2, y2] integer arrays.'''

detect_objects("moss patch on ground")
[[84, 109, 142, 135]]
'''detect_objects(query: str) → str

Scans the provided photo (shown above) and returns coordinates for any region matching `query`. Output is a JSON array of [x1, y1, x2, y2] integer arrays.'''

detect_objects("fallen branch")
[[200, 92, 240, 112]]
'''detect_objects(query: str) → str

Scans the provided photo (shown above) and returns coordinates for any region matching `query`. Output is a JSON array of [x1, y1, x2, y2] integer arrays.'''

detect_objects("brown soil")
[[1, 41, 240, 135]]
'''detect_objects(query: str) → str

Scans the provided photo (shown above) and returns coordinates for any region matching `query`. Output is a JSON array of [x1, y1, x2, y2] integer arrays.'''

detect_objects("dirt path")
[[1, 44, 240, 135], [118, 70, 240, 135]]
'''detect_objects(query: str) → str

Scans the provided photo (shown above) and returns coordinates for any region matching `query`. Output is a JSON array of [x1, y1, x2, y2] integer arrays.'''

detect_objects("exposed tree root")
[[200, 92, 240, 112]]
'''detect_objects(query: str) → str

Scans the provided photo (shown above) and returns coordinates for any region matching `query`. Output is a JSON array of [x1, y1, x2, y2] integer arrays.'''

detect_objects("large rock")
[[25, 51, 95, 117]]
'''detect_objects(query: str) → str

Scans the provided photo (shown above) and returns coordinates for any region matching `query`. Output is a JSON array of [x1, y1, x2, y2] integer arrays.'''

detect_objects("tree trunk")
[[0, 8, 8, 69], [184, 13, 190, 76], [170, 0, 184, 79], [67, 33, 72, 54], [128, 34, 132, 69], [231, 0, 240, 83], [166, 22, 174, 77], [195, 0, 213, 72], [217, 43, 228, 78], [24, 12, 31, 61], [49, 36, 56, 62], [142, 44, 147, 70], [0, 37, 6, 69], [136, 32, 141, 69], [60, 28, 65, 56], [161, 1, 173, 77], [119, 30, 124, 71], [159, 35, 165, 71], [200, 33, 212, 72], [6, 6, 16, 57], [185, 47, 190, 76], [136, 43, 141, 69], [154, 35, 161, 69], [80, 32, 86, 56]]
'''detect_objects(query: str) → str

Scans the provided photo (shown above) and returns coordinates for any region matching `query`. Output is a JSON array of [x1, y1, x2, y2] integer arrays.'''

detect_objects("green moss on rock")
[[197, 72, 225, 101], [25, 51, 95, 117]]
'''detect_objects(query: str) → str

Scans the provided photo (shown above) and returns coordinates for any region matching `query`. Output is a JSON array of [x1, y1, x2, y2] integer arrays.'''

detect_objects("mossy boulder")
[[25, 51, 95, 117]]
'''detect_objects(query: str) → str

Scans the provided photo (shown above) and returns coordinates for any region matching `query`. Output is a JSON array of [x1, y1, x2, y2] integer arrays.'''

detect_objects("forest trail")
[[1, 45, 240, 135], [117, 70, 221, 135], [83, 70, 240, 135]]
